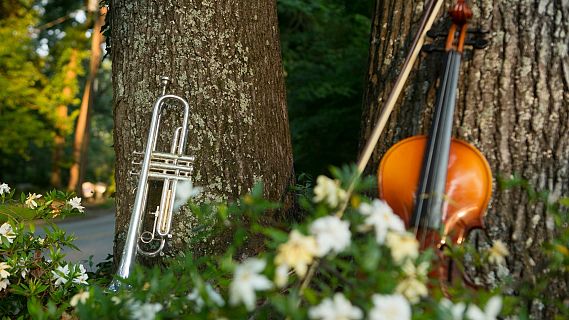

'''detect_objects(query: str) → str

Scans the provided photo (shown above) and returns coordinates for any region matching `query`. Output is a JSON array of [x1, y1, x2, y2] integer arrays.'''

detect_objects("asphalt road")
[[37, 207, 115, 269]]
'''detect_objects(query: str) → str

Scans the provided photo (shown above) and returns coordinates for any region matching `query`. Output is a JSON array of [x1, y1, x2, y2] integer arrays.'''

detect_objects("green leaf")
[[302, 287, 318, 305], [360, 240, 381, 272], [257, 227, 289, 243]]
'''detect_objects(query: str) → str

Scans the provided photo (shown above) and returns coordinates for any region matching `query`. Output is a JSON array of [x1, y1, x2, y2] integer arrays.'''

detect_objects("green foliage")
[[3, 171, 569, 318], [0, 0, 114, 188], [0, 3, 51, 164], [0, 185, 88, 318], [63, 167, 515, 318], [278, 0, 373, 176]]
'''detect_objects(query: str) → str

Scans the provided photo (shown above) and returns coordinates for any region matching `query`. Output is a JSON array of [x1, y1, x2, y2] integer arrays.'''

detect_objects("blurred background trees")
[[0, 0, 114, 193], [279, 0, 372, 177], [0, 0, 371, 191]]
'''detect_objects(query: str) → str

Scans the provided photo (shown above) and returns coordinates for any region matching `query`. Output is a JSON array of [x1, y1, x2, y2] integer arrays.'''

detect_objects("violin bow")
[[331, 0, 445, 220], [303, 1, 481, 299], [301, 0, 449, 296], [357, 0, 445, 174]]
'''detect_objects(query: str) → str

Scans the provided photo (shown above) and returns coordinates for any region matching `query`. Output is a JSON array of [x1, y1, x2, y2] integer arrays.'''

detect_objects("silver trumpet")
[[109, 76, 194, 291]]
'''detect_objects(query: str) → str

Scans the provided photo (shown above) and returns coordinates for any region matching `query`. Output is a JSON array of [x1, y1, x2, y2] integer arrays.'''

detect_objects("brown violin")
[[377, 0, 491, 282]]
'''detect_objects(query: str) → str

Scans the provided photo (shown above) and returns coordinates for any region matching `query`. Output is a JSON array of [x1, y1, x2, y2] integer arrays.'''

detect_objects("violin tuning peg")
[[467, 27, 490, 35], [426, 29, 448, 39], [465, 38, 489, 49], [422, 44, 445, 53], [464, 28, 491, 50]]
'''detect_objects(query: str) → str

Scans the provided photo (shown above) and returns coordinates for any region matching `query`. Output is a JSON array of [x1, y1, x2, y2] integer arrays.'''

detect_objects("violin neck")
[[411, 50, 462, 233]]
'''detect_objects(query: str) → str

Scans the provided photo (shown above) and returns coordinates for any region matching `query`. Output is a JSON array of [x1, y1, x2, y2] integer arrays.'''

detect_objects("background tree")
[[360, 0, 568, 317], [110, 0, 294, 258], [68, 4, 107, 193], [0, 0, 114, 191], [278, 0, 372, 177], [0, 1, 52, 184]]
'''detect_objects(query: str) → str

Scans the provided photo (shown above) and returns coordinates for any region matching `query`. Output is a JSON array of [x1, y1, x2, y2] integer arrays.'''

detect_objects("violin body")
[[376, 0, 492, 253], [378, 135, 492, 244]]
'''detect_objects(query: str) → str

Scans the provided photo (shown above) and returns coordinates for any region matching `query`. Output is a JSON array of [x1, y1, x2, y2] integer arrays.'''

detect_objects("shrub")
[[0, 185, 88, 318], [3, 168, 568, 319]]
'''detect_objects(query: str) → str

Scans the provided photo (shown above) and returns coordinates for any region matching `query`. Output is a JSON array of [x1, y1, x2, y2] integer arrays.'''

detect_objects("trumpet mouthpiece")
[[160, 76, 171, 95], [160, 76, 171, 84]]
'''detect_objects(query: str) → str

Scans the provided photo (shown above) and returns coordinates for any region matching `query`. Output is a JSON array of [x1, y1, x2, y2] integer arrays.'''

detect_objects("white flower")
[[128, 300, 163, 320], [487, 240, 509, 265], [369, 294, 411, 320], [25, 193, 42, 209], [187, 289, 205, 311], [67, 197, 85, 213], [229, 258, 273, 311], [187, 283, 225, 311], [72, 264, 88, 285], [0, 278, 9, 292], [313, 175, 347, 208], [275, 230, 318, 277], [173, 181, 203, 212], [358, 200, 405, 244], [308, 293, 363, 320], [70, 291, 90, 307], [0, 262, 11, 279], [401, 261, 428, 278], [396, 277, 428, 304], [36, 237, 45, 245], [0, 183, 10, 195], [385, 231, 419, 264], [0, 222, 16, 244], [466, 296, 502, 320], [52, 264, 70, 286], [440, 298, 466, 320], [274, 264, 290, 288], [205, 283, 225, 307], [395, 261, 429, 303], [310, 216, 351, 257], [18, 258, 28, 279]]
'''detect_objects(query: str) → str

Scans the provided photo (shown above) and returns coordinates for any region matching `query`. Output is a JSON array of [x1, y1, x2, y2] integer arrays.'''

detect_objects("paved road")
[[37, 208, 115, 269]]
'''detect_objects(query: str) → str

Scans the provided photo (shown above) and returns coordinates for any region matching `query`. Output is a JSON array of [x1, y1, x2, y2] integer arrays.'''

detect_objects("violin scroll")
[[449, 0, 472, 25]]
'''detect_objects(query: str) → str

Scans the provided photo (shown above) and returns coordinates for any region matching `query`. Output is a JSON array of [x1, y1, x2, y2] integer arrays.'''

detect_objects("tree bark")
[[68, 7, 106, 193], [110, 0, 294, 260], [360, 0, 568, 317]]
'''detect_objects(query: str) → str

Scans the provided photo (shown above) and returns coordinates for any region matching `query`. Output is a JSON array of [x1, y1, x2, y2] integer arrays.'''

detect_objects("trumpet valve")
[[131, 151, 194, 181]]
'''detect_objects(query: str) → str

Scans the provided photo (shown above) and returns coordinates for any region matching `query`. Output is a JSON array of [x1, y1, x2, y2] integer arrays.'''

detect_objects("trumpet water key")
[[109, 76, 194, 291]]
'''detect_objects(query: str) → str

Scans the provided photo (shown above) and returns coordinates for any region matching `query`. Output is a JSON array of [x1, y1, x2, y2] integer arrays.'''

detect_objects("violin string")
[[415, 50, 455, 245], [431, 50, 459, 246]]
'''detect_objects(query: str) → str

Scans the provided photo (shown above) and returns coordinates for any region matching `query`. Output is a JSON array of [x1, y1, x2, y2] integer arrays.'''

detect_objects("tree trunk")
[[110, 0, 294, 260], [51, 48, 79, 188], [68, 7, 106, 193], [360, 0, 568, 317]]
